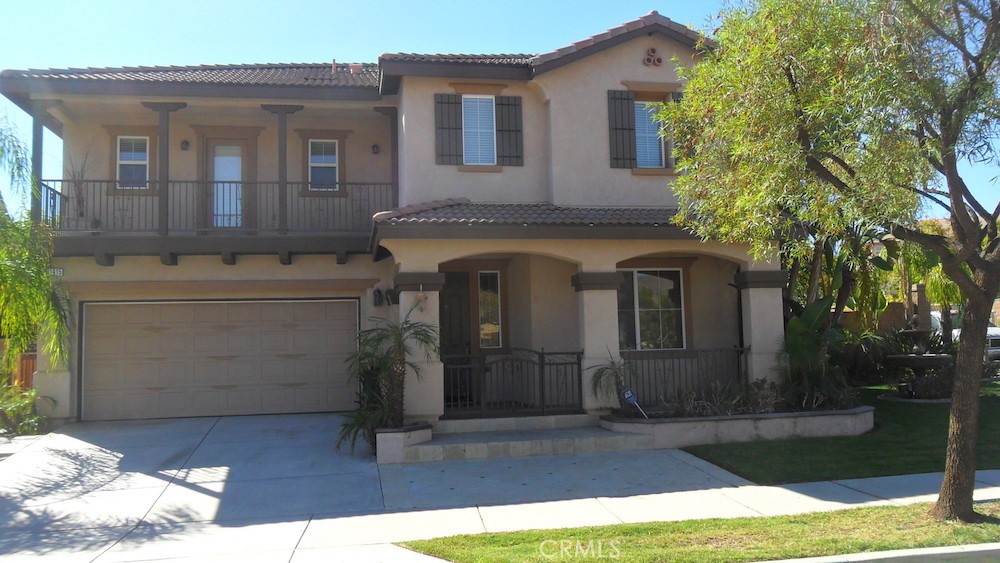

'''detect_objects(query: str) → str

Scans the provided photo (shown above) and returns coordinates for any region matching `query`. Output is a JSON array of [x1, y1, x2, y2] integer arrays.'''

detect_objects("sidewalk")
[[96, 461, 1000, 561], [3, 425, 999, 562]]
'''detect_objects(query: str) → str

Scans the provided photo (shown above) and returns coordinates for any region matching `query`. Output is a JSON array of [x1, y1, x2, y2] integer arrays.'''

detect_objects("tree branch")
[[903, 0, 980, 74]]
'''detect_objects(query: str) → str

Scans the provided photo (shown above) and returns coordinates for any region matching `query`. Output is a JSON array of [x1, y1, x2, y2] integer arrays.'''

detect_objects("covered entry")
[[81, 299, 358, 421]]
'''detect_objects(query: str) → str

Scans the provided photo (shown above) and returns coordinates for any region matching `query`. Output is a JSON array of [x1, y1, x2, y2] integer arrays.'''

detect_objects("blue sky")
[[0, 0, 995, 216]]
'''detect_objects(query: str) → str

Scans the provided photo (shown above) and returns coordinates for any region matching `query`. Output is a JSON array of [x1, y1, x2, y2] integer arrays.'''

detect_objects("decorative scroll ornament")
[[643, 47, 663, 67]]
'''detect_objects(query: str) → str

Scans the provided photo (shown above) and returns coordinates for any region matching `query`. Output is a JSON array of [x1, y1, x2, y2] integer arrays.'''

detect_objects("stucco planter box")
[[375, 422, 433, 464], [600, 406, 874, 449]]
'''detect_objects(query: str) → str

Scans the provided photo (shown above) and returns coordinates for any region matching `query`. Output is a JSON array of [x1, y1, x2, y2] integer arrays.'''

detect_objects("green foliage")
[[663, 0, 928, 258], [780, 298, 857, 410], [589, 351, 634, 407], [335, 356, 392, 453], [673, 379, 781, 417], [0, 385, 45, 436], [338, 305, 439, 447], [834, 330, 891, 386], [0, 120, 70, 373]]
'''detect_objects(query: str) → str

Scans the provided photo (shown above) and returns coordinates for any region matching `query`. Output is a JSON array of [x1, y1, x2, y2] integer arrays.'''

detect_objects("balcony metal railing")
[[621, 348, 749, 406], [39, 180, 396, 234]]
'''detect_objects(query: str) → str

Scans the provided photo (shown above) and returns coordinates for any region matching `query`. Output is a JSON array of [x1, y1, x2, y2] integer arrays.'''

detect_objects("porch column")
[[262, 105, 304, 235], [394, 272, 446, 422], [572, 272, 624, 411], [734, 270, 788, 384], [141, 102, 187, 236]]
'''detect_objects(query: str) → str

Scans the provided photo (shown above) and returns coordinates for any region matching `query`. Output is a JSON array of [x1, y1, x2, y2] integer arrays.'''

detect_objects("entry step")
[[401, 426, 655, 463]]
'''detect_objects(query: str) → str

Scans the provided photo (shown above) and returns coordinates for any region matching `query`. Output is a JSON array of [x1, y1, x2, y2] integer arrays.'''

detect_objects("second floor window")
[[462, 96, 496, 166], [118, 136, 149, 188], [634, 102, 665, 168], [435, 93, 523, 167], [309, 139, 338, 190]]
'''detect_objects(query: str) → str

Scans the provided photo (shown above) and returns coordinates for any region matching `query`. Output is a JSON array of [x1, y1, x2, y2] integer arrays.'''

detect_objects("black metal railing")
[[40, 183, 66, 229], [622, 348, 749, 406], [443, 348, 583, 417], [39, 180, 396, 234]]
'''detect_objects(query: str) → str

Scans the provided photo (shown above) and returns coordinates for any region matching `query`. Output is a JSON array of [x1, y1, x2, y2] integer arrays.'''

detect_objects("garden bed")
[[601, 406, 874, 449]]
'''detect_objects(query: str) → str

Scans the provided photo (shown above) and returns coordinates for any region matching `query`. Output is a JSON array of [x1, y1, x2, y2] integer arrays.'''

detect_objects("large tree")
[[0, 119, 67, 377], [668, 0, 999, 521]]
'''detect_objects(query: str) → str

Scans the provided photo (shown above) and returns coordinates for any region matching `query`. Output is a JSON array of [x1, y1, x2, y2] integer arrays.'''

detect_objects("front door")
[[440, 272, 472, 356], [206, 139, 250, 228]]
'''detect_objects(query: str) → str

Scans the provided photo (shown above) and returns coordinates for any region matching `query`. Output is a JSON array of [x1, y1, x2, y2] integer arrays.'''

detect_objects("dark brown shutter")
[[608, 90, 636, 169], [495, 96, 523, 166], [435, 93, 463, 165]]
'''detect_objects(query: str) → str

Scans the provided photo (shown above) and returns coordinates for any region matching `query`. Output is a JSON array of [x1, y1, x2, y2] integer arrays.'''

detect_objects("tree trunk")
[[830, 267, 855, 328], [931, 292, 992, 521], [387, 351, 406, 428], [806, 239, 824, 304]]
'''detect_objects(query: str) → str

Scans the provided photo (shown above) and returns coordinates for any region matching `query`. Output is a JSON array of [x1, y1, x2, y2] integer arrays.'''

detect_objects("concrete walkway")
[[2, 415, 1000, 562]]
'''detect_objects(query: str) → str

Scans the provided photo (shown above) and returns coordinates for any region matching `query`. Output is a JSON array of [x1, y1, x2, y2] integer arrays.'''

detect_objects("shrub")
[[0, 385, 45, 436]]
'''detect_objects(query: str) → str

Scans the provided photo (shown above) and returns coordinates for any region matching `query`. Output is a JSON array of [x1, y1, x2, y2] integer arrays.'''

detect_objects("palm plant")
[[590, 350, 634, 409], [349, 304, 439, 430]]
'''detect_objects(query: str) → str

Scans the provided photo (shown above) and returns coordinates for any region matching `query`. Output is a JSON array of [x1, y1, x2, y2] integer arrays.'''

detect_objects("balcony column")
[[29, 112, 42, 223], [262, 105, 304, 235], [572, 271, 625, 412], [734, 270, 788, 384], [141, 102, 186, 236], [374, 107, 398, 206], [27, 101, 61, 223], [394, 272, 446, 422]]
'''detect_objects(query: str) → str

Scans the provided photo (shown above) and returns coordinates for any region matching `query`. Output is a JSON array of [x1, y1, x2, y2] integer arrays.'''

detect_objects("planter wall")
[[375, 423, 433, 464], [600, 406, 874, 449]]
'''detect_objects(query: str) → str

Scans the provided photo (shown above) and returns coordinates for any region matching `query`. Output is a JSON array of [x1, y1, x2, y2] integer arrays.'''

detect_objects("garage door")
[[82, 300, 358, 421]]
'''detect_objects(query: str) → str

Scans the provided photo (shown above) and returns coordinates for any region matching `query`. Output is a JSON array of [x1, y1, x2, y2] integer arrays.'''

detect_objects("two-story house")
[[0, 12, 785, 424]]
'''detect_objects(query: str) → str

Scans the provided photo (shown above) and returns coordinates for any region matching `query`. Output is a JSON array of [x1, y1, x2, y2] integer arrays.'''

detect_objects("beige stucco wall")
[[533, 34, 693, 207], [37, 254, 396, 420], [393, 33, 697, 209], [687, 256, 741, 349], [58, 97, 393, 187], [396, 77, 550, 206]]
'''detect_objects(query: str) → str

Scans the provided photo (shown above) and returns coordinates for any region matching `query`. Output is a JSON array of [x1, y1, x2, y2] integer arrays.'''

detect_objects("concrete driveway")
[[0, 412, 878, 562]]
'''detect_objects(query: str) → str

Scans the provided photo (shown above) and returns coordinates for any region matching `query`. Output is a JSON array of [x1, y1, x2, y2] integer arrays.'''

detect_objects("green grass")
[[683, 381, 1000, 485], [404, 501, 1000, 562]]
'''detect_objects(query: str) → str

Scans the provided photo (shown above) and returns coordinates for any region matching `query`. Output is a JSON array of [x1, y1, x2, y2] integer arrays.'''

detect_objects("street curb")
[[764, 542, 1000, 562]]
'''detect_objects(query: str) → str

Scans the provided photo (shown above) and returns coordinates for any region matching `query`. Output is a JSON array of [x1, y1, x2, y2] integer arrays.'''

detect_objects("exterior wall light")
[[416, 284, 427, 312], [371, 143, 380, 154], [180, 140, 190, 150]]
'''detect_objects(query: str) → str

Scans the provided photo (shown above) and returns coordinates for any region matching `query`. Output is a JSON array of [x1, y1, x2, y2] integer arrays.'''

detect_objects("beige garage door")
[[82, 300, 358, 421]]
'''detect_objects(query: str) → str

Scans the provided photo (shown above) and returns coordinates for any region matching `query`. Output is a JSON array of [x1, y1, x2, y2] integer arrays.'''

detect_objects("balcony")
[[40, 180, 397, 262]]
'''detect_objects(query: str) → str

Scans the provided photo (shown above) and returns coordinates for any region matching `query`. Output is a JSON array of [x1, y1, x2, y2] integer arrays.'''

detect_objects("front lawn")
[[684, 381, 1000, 485], [404, 501, 1000, 563]]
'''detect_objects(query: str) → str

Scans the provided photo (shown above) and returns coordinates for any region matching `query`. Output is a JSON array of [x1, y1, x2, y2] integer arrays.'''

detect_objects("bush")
[[336, 356, 391, 453], [671, 379, 781, 417], [0, 385, 45, 436]]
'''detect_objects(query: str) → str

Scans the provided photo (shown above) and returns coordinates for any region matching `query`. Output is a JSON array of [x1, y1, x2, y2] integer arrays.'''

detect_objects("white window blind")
[[462, 96, 496, 165]]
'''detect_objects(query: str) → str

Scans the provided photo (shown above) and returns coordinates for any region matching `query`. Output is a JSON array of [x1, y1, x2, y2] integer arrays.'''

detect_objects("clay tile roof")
[[373, 199, 679, 227], [529, 10, 707, 67], [1, 63, 380, 88], [379, 53, 533, 66]]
